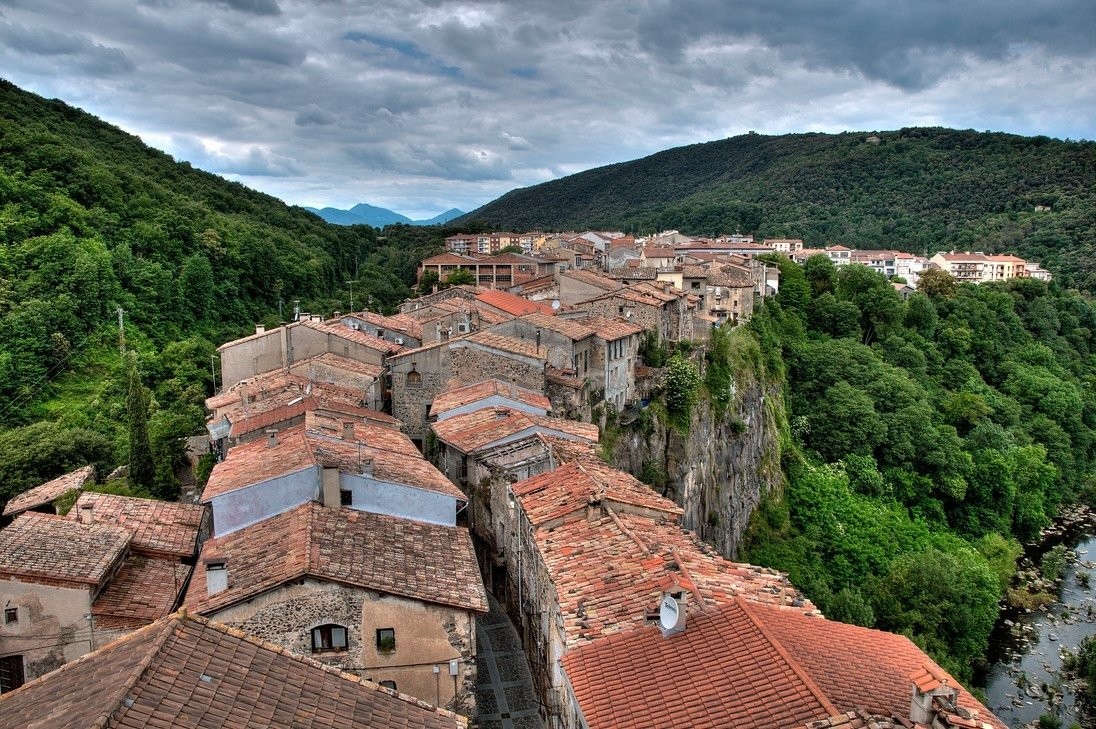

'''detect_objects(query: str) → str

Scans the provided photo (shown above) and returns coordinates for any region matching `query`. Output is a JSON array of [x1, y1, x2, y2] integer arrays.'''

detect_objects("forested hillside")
[[740, 257, 1096, 683], [0, 80, 443, 503], [462, 129, 1096, 288]]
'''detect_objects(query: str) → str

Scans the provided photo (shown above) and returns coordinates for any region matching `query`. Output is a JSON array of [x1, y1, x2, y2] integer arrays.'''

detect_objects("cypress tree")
[[126, 354, 155, 490]]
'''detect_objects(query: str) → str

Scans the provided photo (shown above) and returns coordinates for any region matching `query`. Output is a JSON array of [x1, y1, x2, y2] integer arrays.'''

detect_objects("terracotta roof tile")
[[749, 603, 1007, 729], [432, 408, 598, 455], [430, 379, 551, 419], [560, 269, 623, 292], [462, 331, 546, 359], [289, 351, 386, 379], [476, 289, 556, 317], [0, 612, 467, 729], [3, 465, 95, 517], [92, 556, 193, 631], [561, 601, 837, 729], [186, 502, 487, 615], [305, 319, 407, 354], [338, 311, 425, 340], [568, 315, 643, 341], [71, 492, 205, 560], [0, 512, 130, 587], [201, 428, 316, 501], [517, 312, 596, 341]]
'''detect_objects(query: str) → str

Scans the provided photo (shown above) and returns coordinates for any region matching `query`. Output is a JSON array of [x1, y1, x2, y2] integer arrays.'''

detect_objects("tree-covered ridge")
[[462, 128, 1096, 288], [0, 79, 444, 503], [742, 256, 1096, 684]]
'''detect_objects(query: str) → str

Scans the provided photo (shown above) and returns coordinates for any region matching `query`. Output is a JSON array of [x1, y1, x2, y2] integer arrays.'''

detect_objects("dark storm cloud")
[[634, 0, 1096, 90], [0, 0, 1092, 217]]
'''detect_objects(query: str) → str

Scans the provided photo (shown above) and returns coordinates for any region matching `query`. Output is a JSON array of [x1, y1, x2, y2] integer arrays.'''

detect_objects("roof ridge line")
[[736, 599, 841, 718]]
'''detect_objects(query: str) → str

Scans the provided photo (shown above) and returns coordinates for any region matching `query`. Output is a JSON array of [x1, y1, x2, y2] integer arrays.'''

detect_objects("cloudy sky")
[[2, 0, 1094, 218]]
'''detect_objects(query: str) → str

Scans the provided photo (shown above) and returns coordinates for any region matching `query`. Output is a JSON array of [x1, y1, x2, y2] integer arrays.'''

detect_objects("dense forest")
[[0, 80, 445, 504], [462, 129, 1096, 289], [737, 256, 1096, 685]]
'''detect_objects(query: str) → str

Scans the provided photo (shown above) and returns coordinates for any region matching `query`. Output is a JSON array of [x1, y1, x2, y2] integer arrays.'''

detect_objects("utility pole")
[[210, 355, 218, 393], [116, 306, 125, 355], [347, 280, 355, 312]]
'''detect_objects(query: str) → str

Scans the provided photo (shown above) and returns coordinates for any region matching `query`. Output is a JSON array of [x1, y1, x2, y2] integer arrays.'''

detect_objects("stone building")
[[556, 269, 621, 306], [0, 493, 206, 691], [0, 610, 469, 729], [335, 311, 425, 349], [185, 501, 488, 714], [216, 319, 404, 390]]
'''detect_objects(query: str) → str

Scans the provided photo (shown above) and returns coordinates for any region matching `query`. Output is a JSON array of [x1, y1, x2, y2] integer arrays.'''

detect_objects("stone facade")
[[209, 578, 478, 715]]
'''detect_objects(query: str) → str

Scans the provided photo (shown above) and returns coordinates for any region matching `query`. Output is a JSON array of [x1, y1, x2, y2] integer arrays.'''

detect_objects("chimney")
[[342, 421, 354, 440], [255, 324, 266, 335], [909, 667, 960, 725], [360, 457, 374, 477], [322, 465, 341, 508], [205, 561, 228, 596], [78, 503, 94, 525], [266, 429, 278, 448]]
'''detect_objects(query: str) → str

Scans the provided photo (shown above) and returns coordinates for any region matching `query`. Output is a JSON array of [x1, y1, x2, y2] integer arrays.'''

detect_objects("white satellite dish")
[[658, 593, 685, 632], [551, 299, 561, 310]]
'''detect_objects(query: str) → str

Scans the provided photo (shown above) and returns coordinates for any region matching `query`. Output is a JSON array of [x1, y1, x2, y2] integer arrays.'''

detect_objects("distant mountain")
[[306, 203, 465, 227], [458, 128, 1096, 289]]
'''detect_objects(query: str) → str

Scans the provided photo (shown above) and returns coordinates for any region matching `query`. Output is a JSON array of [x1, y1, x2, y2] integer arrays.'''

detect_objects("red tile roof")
[[562, 599, 1006, 729], [0, 612, 467, 729], [569, 315, 644, 341], [2, 465, 95, 517], [0, 512, 130, 587], [202, 416, 464, 502], [422, 252, 478, 265], [338, 311, 425, 340], [518, 312, 596, 341], [290, 350, 386, 379], [562, 601, 837, 729], [70, 492, 205, 560], [430, 379, 551, 419], [432, 408, 598, 455], [186, 502, 488, 615], [747, 603, 1006, 728], [475, 289, 556, 317], [92, 555, 193, 631], [462, 330, 546, 359], [306, 319, 407, 354]]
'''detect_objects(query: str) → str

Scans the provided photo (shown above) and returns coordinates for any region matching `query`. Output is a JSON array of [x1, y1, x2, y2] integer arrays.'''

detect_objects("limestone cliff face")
[[609, 376, 784, 560]]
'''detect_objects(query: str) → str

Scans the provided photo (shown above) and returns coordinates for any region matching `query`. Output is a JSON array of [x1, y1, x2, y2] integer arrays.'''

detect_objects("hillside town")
[[0, 231, 1040, 729]]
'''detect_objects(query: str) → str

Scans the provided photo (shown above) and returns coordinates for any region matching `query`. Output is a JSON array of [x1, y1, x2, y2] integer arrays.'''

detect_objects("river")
[[983, 533, 1095, 728]]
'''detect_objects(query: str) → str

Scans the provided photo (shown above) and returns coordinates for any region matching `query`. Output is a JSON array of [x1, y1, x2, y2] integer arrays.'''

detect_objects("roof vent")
[[255, 324, 265, 335], [266, 429, 278, 448], [78, 503, 94, 525]]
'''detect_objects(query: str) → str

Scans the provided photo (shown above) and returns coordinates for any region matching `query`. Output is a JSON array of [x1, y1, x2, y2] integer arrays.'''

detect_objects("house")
[[764, 238, 804, 253], [0, 494, 206, 690], [2, 465, 95, 520], [851, 249, 899, 277], [200, 411, 466, 535], [638, 246, 677, 268], [418, 252, 556, 290], [0, 611, 469, 729], [429, 379, 551, 422], [474, 289, 556, 319], [336, 311, 425, 349], [431, 406, 598, 487], [185, 501, 488, 713], [892, 282, 916, 300], [387, 332, 551, 444], [575, 283, 691, 342], [561, 599, 1006, 729], [674, 238, 774, 258], [216, 319, 404, 390], [825, 244, 853, 265], [556, 269, 622, 306]]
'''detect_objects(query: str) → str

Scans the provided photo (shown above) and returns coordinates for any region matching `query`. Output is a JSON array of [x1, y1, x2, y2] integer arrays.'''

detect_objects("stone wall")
[[0, 581, 94, 684], [211, 578, 478, 715], [608, 367, 784, 559]]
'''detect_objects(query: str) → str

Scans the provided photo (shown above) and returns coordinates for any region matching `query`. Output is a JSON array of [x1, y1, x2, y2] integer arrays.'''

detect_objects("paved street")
[[474, 593, 545, 729]]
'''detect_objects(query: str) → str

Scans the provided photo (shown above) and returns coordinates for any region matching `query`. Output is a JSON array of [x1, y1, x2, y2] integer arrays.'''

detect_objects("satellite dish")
[[551, 299, 561, 310], [659, 593, 684, 632]]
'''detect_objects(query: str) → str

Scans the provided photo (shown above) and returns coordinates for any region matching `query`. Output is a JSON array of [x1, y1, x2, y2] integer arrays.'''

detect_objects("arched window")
[[311, 624, 348, 652], [406, 368, 422, 387]]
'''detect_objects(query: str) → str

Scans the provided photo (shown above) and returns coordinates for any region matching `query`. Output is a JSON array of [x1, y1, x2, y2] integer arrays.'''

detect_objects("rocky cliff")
[[607, 336, 785, 559]]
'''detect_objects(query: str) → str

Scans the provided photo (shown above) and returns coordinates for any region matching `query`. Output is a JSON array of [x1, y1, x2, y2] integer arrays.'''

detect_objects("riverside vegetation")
[[2, 78, 1095, 692]]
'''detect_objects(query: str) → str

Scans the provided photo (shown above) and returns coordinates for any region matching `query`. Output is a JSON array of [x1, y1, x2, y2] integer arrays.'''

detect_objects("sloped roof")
[[560, 269, 623, 292], [461, 331, 546, 360], [0, 512, 130, 587], [71, 492, 205, 559], [91, 556, 192, 631], [561, 601, 837, 729], [0, 612, 467, 729], [518, 312, 596, 340], [186, 502, 487, 615], [430, 379, 551, 419], [569, 315, 644, 341], [476, 289, 556, 317], [339, 311, 425, 340], [561, 599, 1006, 729], [3, 465, 95, 517], [306, 320, 406, 354], [432, 407, 598, 455]]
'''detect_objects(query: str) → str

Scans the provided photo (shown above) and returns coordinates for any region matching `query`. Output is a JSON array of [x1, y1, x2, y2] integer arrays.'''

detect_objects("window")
[[379, 680, 397, 691], [3, 608, 16, 625], [311, 624, 348, 652], [340, 489, 353, 506], [0, 656, 23, 693], [376, 628, 396, 653], [405, 369, 422, 388]]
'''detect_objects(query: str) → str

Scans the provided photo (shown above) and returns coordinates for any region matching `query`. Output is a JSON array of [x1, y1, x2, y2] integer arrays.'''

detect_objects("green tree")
[[444, 268, 476, 286], [126, 355, 155, 491], [917, 268, 957, 299], [803, 254, 837, 297]]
